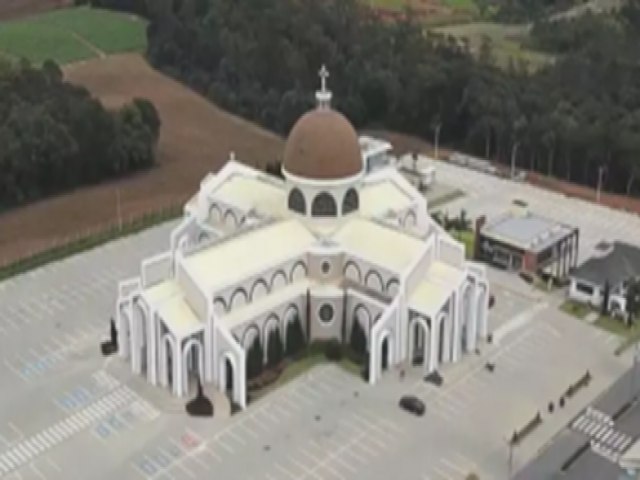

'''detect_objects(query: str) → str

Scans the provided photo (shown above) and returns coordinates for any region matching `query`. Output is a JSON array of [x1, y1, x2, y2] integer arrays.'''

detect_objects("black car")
[[399, 395, 425, 416], [489, 294, 496, 309]]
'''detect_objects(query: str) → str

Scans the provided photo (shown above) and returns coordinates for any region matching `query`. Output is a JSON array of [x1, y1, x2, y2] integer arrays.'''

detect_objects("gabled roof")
[[572, 241, 640, 288]]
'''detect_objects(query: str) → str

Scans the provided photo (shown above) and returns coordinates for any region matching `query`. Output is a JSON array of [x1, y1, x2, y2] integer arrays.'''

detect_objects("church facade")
[[114, 68, 489, 410]]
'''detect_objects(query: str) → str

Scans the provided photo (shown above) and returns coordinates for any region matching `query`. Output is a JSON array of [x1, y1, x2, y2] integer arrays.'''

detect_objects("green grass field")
[[0, 6, 147, 65], [434, 22, 554, 71]]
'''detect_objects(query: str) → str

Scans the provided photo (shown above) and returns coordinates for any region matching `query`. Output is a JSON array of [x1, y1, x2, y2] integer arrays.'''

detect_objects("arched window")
[[311, 192, 337, 217], [288, 188, 306, 214], [342, 188, 359, 215]]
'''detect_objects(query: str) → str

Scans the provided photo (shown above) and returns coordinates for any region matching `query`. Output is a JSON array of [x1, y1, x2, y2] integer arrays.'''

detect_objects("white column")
[[429, 316, 440, 372], [467, 284, 478, 352], [479, 282, 489, 338], [204, 315, 213, 383], [442, 310, 452, 363], [368, 330, 378, 385], [173, 338, 183, 397], [238, 353, 247, 410], [131, 313, 141, 375], [159, 337, 168, 388], [147, 310, 157, 385], [117, 300, 129, 359], [452, 289, 461, 363]]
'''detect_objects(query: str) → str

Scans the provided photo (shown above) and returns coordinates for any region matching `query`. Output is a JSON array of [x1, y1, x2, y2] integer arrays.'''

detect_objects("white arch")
[[219, 351, 239, 403], [262, 314, 280, 348], [378, 329, 394, 372], [460, 282, 474, 354], [159, 333, 177, 390], [230, 288, 248, 310], [408, 315, 430, 374], [209, 203, 222, 223], [271, 270, 288, 290], [131, 299, 149, 375], [365, 270, 384, 292], [432, 312, 447, 372], [353, 304, 371, 344], [182, 338, 204, 395], [250, 279, 269, 301], [289, 262, 307, 282], [213, 297, 227, 317], [344, 262, 361, 283], [281, 306, 299, 350]]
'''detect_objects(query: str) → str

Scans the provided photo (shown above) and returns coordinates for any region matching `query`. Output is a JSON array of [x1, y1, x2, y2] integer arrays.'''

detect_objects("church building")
[[114, 67, 490, 410]]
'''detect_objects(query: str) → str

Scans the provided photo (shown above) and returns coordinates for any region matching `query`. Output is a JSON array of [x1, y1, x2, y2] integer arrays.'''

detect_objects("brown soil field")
[[0, 0, 71, 21], [0, 53, 283, 265]]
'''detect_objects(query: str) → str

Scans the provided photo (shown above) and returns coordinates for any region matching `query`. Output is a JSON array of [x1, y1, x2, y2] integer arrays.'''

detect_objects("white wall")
[[568, 277, 602, 307]]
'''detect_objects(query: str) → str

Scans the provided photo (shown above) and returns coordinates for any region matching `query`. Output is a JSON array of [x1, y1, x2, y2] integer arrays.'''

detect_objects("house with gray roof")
[[569, 241, 640, 315]]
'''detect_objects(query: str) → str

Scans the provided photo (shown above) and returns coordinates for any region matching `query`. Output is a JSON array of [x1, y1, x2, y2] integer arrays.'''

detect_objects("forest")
[[0, 59, 160, 210], [143, 0, 640, 197]]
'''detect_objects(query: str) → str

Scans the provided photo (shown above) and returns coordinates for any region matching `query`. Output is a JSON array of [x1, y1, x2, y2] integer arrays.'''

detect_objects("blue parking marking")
[[31, 360, 47, 374], [106, 415, 125, 432], [61, 395, 77, 410], [152, 451, 171, 468], [137, 458, 157, 476], [72, 387, 92, 405], [95, 423, 112, 439], [166, 443, 182, 460]]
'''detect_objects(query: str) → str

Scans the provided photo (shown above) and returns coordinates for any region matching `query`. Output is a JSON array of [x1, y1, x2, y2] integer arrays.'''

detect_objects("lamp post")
[[116, 188, 122, 231], [631, 341, 639, 402], [510, 142, 520, 180], [596, 165, 607, 203], [434, 123, 442, 160]]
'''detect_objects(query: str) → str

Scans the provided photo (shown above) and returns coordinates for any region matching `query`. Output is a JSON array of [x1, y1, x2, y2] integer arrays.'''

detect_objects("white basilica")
[[114, 68, 490, 410]]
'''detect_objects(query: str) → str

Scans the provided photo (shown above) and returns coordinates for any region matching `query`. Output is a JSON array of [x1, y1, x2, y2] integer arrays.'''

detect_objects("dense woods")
[[145, 0, 640, 197], [0, 59, 160, 209]]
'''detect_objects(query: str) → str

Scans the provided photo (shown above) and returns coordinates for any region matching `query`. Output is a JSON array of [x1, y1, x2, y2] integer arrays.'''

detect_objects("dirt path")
[[70, 31, 106, 59], [0, 53, 283, 265]]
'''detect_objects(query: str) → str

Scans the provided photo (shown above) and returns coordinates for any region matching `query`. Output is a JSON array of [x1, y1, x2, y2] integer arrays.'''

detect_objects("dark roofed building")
[[569, 241, 640, 316]]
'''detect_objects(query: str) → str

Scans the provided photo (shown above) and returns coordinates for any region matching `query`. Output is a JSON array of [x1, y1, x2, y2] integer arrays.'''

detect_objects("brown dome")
[[283, 109, 363, 180]]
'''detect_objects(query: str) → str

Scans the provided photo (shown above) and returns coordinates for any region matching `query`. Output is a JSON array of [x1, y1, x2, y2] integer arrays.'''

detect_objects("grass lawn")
[[250, 346, 364, 401], [0, 6, 147, 65], [434, 22, 554, 71], [560, 299, 591, 319], [450, 229, 475, 259]]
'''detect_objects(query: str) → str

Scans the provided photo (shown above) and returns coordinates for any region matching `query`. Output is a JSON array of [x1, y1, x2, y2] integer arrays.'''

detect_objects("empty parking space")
[[434, 162, 640, 263]]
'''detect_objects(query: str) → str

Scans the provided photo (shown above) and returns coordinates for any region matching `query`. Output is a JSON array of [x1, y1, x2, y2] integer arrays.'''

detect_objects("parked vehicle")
[[399, 395, 425, 416]]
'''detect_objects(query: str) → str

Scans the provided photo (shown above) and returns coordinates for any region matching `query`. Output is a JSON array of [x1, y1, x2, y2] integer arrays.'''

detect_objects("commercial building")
[[476, 208, 579, 280]]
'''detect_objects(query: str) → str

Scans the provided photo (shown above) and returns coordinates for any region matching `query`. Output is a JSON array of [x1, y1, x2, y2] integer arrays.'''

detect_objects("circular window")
[[321, 260, 331, 274], [319, 303, 334, 324]]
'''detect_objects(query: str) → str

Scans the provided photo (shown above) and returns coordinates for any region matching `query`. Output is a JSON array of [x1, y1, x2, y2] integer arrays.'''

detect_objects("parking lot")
[[432, 161, 640, 263], [0, 163, 636, 479]]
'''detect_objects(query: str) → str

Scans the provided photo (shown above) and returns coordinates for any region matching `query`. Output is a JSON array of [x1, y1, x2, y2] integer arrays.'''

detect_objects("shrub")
[[324, 339, 343, 361]]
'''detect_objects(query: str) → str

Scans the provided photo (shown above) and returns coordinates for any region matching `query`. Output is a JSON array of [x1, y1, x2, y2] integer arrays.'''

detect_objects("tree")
[[626, 278, 640, 324], [349, 316, 367, 359], [266, 329, 283, 368]]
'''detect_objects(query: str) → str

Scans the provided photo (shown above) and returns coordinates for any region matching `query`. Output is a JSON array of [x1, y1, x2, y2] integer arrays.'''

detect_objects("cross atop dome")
[[315, 64, 332, 109]]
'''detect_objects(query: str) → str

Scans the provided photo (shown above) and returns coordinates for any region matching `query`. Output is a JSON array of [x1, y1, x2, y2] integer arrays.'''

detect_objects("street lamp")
[[510, 142, 520, 180], [596, 165, 607, 203], [434, 123, 442, 160], [630, 341, 639, 402]]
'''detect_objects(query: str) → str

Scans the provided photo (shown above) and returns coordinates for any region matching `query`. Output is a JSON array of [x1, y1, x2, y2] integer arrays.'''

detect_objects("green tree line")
[[0, 60, 160, 210], [139, 0, 640, 197]]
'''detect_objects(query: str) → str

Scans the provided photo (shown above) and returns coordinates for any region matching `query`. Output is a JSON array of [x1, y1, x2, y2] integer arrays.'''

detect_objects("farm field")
[[365, 0, 478, 24], [0, 0, 70, 21], [0, 53, 283, 265], [0, 6, 147, 64]]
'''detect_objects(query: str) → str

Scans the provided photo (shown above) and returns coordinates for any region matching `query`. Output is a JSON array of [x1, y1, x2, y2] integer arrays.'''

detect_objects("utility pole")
[[631, 341, 639, 402], [434, 123, 442, 160], [596, 165, 606, 203], [507, 437, 515, 479], [510, 142, 520, 180], [116, 188, 123, 231]]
